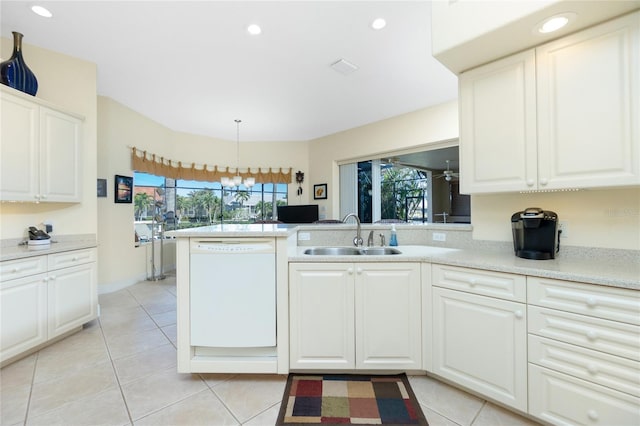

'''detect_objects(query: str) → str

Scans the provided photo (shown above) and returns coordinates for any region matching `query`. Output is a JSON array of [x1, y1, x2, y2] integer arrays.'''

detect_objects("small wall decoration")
[[97, 178, 107, 197], [114, 175, 133, 203], [314, 183, 327, 200], [296, 171, 304, 196]]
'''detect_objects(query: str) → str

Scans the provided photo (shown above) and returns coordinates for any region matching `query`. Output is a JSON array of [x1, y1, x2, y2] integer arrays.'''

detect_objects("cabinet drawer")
[[47, 248, 96, 271], [529, 306, 640, 361], [529, 364, 640, 426], [528, 277, 640, 325], [432, 264, 526, 302], [0, 256, 47, 282], [529, 334, 640, 397]]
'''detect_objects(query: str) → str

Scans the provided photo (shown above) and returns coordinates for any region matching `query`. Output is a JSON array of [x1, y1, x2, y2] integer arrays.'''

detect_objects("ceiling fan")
[[433, 160, 460, 181], [382, 157, 433, 173]]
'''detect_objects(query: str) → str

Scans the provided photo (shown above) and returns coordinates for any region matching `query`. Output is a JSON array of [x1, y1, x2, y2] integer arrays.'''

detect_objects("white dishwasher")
[[189, 238, 276, 348]]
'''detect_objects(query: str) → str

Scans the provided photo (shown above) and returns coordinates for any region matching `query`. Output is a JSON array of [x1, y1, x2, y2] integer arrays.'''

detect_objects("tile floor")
[[1, 273, 541, 425]]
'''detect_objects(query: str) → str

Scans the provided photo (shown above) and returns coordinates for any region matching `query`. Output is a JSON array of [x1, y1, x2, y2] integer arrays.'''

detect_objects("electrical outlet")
[[432, 232, 446, 242], [558, 221, 568, 238], [298, 232, 311, 241]]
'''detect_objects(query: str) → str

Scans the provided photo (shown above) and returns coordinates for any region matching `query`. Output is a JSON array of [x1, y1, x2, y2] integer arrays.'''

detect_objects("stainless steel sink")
[[303, 247, 362, 256], [303, 247, 401, 256], [359, 247, 402, 255]]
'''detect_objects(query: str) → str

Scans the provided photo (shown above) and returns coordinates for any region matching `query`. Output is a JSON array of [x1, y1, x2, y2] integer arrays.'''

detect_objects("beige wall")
[[97, 97, 310, 291], [472, 189, 640, 250], [308, 101, 460, 220], [0, 38, 97, 241]]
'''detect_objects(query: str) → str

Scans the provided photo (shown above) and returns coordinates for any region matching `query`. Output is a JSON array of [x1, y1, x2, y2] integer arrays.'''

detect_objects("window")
[[340, 146, 470, 224], [356, 161, 430, 223], [133, 172, 288, 237]]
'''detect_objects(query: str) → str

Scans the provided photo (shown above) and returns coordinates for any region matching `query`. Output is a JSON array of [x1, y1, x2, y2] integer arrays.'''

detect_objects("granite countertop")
[[1, 235, 98, 262], [289, 245, 640, 291], [166, 224, 297, 238]]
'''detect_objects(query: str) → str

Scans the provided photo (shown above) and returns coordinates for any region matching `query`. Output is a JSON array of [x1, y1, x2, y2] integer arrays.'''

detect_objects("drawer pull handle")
[[586, 330, 598, 341], [72, 256, 79, 261], [587, 410, 599, 421], [514, 310, 523, 319], [49, 275, 56, 281], [586, 297, 597, 307], [348, 268, 354, 275], [356, 267, 363, 275], [539, 178, 548, 186], [469, 279, 477, 286], [12, 267, 19, 273], [526, 179, 534, 187], [587, 364, 599, 375]]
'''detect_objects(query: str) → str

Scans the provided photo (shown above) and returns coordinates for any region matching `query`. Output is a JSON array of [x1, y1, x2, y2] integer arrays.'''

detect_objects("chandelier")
[[221, 119, 255, 189]]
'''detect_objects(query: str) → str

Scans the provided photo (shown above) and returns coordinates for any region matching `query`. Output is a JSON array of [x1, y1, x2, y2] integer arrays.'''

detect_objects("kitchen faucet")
[[367, 230, 374, 247], [342, 213, 363, 247]]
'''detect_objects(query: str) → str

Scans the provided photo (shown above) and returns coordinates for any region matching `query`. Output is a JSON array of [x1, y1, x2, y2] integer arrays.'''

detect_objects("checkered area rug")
[[276, 374, 429, 425]]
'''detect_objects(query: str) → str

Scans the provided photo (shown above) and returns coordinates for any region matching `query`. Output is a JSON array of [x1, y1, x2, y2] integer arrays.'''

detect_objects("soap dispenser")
[[389, 224, 398, 247]]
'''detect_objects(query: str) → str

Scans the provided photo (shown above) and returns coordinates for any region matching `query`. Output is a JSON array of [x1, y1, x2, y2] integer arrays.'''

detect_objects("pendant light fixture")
[[221, 119, 255, 189]]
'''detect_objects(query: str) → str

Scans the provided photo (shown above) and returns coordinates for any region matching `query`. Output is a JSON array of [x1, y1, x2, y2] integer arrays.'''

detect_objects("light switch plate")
[[298, 232, 311, 241], [433, 232, 446, 242]]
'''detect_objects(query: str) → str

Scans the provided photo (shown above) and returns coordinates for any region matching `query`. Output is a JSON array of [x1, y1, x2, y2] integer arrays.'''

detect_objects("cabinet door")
[[433, 287, 527, 411], [459, 49, 537, 193], [536, 12, 640, 189], [39, 106, 82, 202], [47, 262, 97, 338], [355, 263, 421, 370], [0, 274, 48, 363], [0, 91, 39, 201], [289, 263, 355, 369], [529, 364, 640, 426]]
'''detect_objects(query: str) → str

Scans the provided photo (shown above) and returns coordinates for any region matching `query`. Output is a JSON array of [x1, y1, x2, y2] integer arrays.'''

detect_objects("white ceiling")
[[0, 1, 458, 142]]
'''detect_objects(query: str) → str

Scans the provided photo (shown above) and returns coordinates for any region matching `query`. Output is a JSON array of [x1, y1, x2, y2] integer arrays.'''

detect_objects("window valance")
[[130, 147, 292, 184]]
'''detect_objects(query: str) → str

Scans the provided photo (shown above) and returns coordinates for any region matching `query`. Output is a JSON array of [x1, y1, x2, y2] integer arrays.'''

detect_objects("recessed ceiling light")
[[535, 12, 576, 34], [247, 24, 262, 35], [371, 18, 386, 30], [31, 4, 52, 18]]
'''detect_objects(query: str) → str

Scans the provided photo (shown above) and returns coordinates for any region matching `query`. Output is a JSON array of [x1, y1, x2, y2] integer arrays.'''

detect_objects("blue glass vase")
[[1, 32, 38, 96]]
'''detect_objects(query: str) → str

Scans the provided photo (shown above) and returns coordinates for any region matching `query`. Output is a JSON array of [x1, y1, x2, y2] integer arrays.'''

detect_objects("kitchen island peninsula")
[[167, 224, 296, 374]]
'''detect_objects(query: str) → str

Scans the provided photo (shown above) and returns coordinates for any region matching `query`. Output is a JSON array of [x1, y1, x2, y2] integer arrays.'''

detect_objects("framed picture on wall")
[[97, 178, 107, 197], [313, 183, 327, 200], [114, 175, 133, 203]]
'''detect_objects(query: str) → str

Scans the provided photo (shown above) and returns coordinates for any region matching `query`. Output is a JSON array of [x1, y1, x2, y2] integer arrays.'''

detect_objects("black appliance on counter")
[[276, 204, 319, 223], [511, 207, 559, 260]]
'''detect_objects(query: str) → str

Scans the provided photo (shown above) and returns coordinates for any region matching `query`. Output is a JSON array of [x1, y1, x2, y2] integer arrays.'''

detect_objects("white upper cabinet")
[[536, 13, 639, 189], [0, 92, 39, 200], [0, 87, 83, 202], [459, 50, 537, 193], [459, 12, 639, 194]]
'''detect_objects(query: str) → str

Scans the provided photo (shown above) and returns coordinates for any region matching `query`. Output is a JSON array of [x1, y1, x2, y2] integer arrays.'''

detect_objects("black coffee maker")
[[511, 207, 559, 260]]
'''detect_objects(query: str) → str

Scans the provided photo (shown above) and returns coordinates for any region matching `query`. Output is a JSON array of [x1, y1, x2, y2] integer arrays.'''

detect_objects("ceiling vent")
[[331, 58, 358, 75]]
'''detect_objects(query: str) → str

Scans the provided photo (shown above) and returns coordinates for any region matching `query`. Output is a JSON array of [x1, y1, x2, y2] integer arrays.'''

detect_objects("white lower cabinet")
[[529, 364, 640, 426], [0, 248, 98, 364], [289, 262, 421, 370], [431, 265, 527, 412], [47, 262, 97, 338], [0, 273, 48, 360], [289, 263, 355, 369], [527, 276, 640, 425]]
